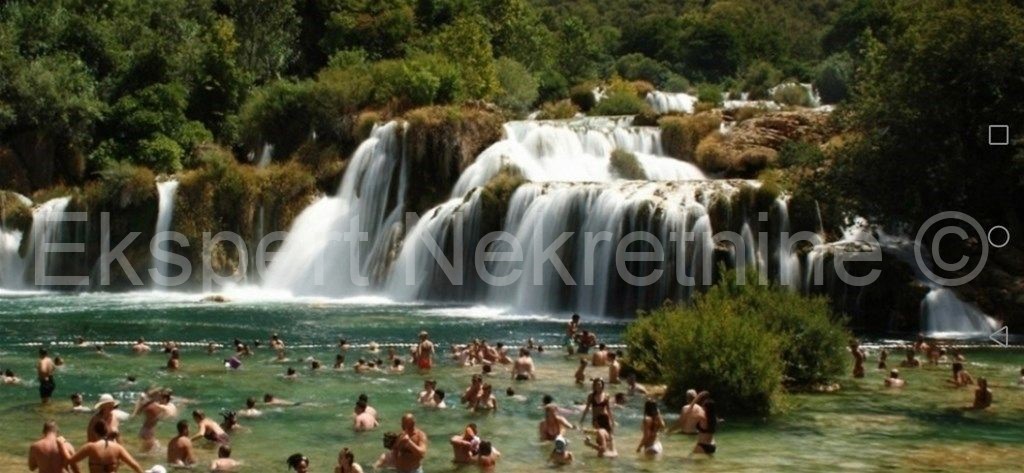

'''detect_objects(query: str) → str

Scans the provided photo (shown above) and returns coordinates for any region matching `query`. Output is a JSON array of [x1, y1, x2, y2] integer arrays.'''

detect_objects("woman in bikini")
[[637, 400, 665, 456], [580, 378, 614, 430], [69, 421, 144, 473], [472, 384, 498, 412], [692, 395, 718, 456], [584, 413, 618, 458]]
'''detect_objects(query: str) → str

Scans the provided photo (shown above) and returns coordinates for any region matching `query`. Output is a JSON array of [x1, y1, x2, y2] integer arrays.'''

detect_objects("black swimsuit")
[[696, 421, 716, 454]]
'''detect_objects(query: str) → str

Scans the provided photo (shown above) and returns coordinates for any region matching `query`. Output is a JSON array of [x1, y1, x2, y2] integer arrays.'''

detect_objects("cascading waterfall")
[[16, 197, 72, 289], [645, 91, 698, 114], [262, 122, 407, 296], [921, 288, 999, 338], [151, 180, 180, 288]]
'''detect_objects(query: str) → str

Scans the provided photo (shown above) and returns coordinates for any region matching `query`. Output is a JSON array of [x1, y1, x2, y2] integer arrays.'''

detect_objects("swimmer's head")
[[482, 364, 492, 374], [246, 397, 256, 408], [434, 390, 446, 402], [192, 410, 205, 420], [42, 420, 57, 434], [355, 400, 367, 413], [218, 445, 231, 458], [39, 348, 48, 357], [614, 393, 626, 404], [571, 313, 580, 322], [176, 420, 189, 435], [478, 441, 493, 456], [542, 394, 554, 405], [286, 453, 308, 471], [382, 432, 398, 449], [264, 393, 274, 402], [506, 388, 515, 396], [890, 369, 900, 378], [358, 393, 369, 403], [686, 389, 698, 403]]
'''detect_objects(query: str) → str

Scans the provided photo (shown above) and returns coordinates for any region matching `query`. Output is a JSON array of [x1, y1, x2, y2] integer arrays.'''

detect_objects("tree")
[[221, 0, 299, 83], [434, 15, 499, 100], [493, 57, 538, 113]]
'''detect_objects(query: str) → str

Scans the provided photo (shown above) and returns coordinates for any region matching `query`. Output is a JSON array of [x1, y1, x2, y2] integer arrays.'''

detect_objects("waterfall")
[[921, 288, 998, 338], [17, 197, 72, 288], [262, 122, 407, 296], [151, 180, 180, 288], [453, 118, 704, 196], [0, 228, 24, 288], [645, 91, 698, 114]]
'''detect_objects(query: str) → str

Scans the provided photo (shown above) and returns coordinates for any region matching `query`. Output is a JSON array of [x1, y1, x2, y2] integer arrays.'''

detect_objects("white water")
[[453, 118, 705, 196], [0, 228, 24, 288], [921, 287, 999, 339], [151, 180, 179, 288], [645, 91, 698, 114], [17, 197, 72, 288], [262, 122, 407, 296]]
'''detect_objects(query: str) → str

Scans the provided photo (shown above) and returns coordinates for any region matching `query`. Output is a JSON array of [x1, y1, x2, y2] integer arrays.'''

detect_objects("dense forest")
[[1, 0, 1021, 245]]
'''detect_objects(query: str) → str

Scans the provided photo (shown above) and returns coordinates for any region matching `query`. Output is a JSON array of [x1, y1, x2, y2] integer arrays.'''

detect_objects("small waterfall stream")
[[151, 180, 180, 288]]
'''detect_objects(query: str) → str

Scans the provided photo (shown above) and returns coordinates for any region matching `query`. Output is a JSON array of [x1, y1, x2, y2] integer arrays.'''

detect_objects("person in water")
[[565, 314, 581, 354], [88, 394, 121, 442], [584, 413, 618, 458], [414, 331, 435, 371], [539, 404, 576, 441], [574, 359, 588, 385], [637, 400, 665, 456], [191, 410, 230, 445], [607, 352, 621, 384], [972, 378, 993, 409], [949, 362, 975, 387], [263, 393, 297, 406], [878, 348, 889, 370], [580, 378, 614, 430], [70, 393, 93, 413], [474, 440, 500, 472], [166, 349, 181, 371], [900, 350, 921, 368], [374, 432, 399, 470], [450, 424, 480, 464], [512, 348, 535, 381], [69, 421, 145, 473], [131, 338, 151, 355], [417, 379, 437, 405], [392, 413, 428, 473], [668, 389, 704, 435], [335, 447, 364, 473], [286, 453, 309, 473], [548, 436, 574, 465], [28, 420, 77, 473], [138, 390, 173, 452], [472, 383, 498, 412], [849, 341, 866, 378], [37, 348, 57, 404], [692, 393, 717, 456], [239, 397, 262, 418], [210, 445, 241, 472], [884, 369, 906, 388], [167, 420, 197, 467], [353, 400, 379, 431]]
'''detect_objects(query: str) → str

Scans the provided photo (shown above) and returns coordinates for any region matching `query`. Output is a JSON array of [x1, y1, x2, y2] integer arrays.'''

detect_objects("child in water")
[[548, 436, 574, 465]]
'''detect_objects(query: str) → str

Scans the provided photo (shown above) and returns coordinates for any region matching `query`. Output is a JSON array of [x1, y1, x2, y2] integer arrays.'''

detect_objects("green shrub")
[[813, 53, 853, 104], [537, 100, 578, 120], [660, 114, 721, 162], [137, 134, 184, 173], [772, 84, 813, 107], [569, 83, 597, 112], [238, 79, 315, 162], [777, 141, 826, 169], [695, 83, 724, 106], [609, 149, 647, 180], [625, 269, 849, 415], [741, 61, 783, 100], [0, 190, 34, 234], [613, 53, 672, 86], [591, 79, 651, 116], [494, 57, 539, 114], [662, 73, 690, 93]]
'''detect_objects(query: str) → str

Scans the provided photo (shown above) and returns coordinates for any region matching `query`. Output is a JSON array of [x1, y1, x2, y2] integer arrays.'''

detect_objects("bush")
[[613, 53, 672, 86], [591, 79, 651, 116], [494, 58, 539, 114], [695, 133, 731, 172], [777, 141, 826, 169], [695, 83, 724, 107], [814, 53, 853, 104], [625, 270, 849, 415], [238, 80, 315, 162], [662, 74, 690, 93], [772, 84, 813, 107], [537, 100, 578, 120], [609, 149, 647, 180], [137, 134, 185, 173], [740, 61, 783, 100], [660, 114, 721, 162], [569, 83, 597, 112]]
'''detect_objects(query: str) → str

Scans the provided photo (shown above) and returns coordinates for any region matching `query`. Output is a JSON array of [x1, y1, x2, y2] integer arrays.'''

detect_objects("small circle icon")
[[988, 226, 1010, 248]]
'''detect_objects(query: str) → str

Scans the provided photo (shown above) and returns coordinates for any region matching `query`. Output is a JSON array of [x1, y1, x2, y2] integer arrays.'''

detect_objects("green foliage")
[[612, 53, 673, 87], [591, 79, 650, 116], [695, 83, 725, 106], [220, 0, 299, 82], [772, 84, 813, 107], [659, 115, 721, 162], [322, 0, 417, 60], [433, 15, 499, 100], [494, 58, 539, 114], [237, 80, 314, 162], [814, 53, 853, 104], [536, 100, 578, 120], [740, 61, 783, 100], [609, 149, 647, 180], [626, 269, 849, 415], [777, 141, 825, 169], [568, 84, 597, 112]]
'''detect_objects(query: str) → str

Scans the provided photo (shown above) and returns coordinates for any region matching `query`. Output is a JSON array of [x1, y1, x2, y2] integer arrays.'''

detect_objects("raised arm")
[[118, 445, 145, 473]]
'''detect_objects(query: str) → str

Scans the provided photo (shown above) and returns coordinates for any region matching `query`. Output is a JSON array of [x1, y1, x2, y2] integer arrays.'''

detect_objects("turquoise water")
[[1, 292, 1023, 472]]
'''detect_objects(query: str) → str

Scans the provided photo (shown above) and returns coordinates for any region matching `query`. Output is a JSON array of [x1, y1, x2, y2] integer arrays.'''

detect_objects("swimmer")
[[211, 445, 241, 472], [692, 395, 718, 456], [88, 394, 121, 442], [462, 375, 483, 406], [284, 367, 299, 380], [207, 342, 218, 355], [472, 383, 497, 412], [354, 359, 370, 374], [270, 333, 286, 360], [668, 389, 704, 435], [374, 432, 398, 469], [335, 447, 363, 473], [413, 331, 435, 370], [37, 348, 56, 404], [139, 391, 174, 452], [900, 350, 921, 368], [474, 440, 500, 472], [626, 374, 648, 396], [949, 362, 975, 387], [450, 424, 479, 464], [132, 338, 151, 355], [428, 390, 448, 409], [972, 378, 992, 409], [167, 420, 198, 467], [390, 358, 405, 373], [334, 354, 346, 370], [69, 421, 144, 473], [71, 393, 93, 413], [539, 405, 576, 441], [584, 413, 618, 458], [548, 436, 574, 465], [358, 394, 379, 419], [286, 453, 309, 472], [353, 400, 379, 431], [220, 411, 242, 433], [263, 393, 296, 407], [849, 341, 866, 378], [574, 359, 587, 385], [166, 349, 181, 371], [565, 314, 581, 354], [885, 369, 906, 388], [28, 420, 76, 473], [878, 348, 888, 370], [581, 378, 614, 430], [417, 380, 437, 405], [591, 344, 609, 367], [367, 341, 380, 354], [637, 400, 665, 456], [512, 348, 535, 381], [505, 387, 527, 402], [392, 414, 428, 473], [608, 352, 621, 384], [191, 410, 230, 445], [237, 397, 262, 418], [3, 368, 22, 384]]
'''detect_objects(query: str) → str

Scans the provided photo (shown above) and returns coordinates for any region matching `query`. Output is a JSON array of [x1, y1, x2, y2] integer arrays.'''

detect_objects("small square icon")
[[989, 125, 1010, 146]]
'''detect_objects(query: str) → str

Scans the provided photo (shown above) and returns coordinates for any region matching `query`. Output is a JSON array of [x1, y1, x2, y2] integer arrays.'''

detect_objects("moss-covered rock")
[[659, 113, 721, 162], [537, 100, 579, 120], [477, 165, 527, 234], [609, 149, 648, 180], [0, 190, 34, 236], [694, 111, 834, 177], [403, 105, 504, 215]]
